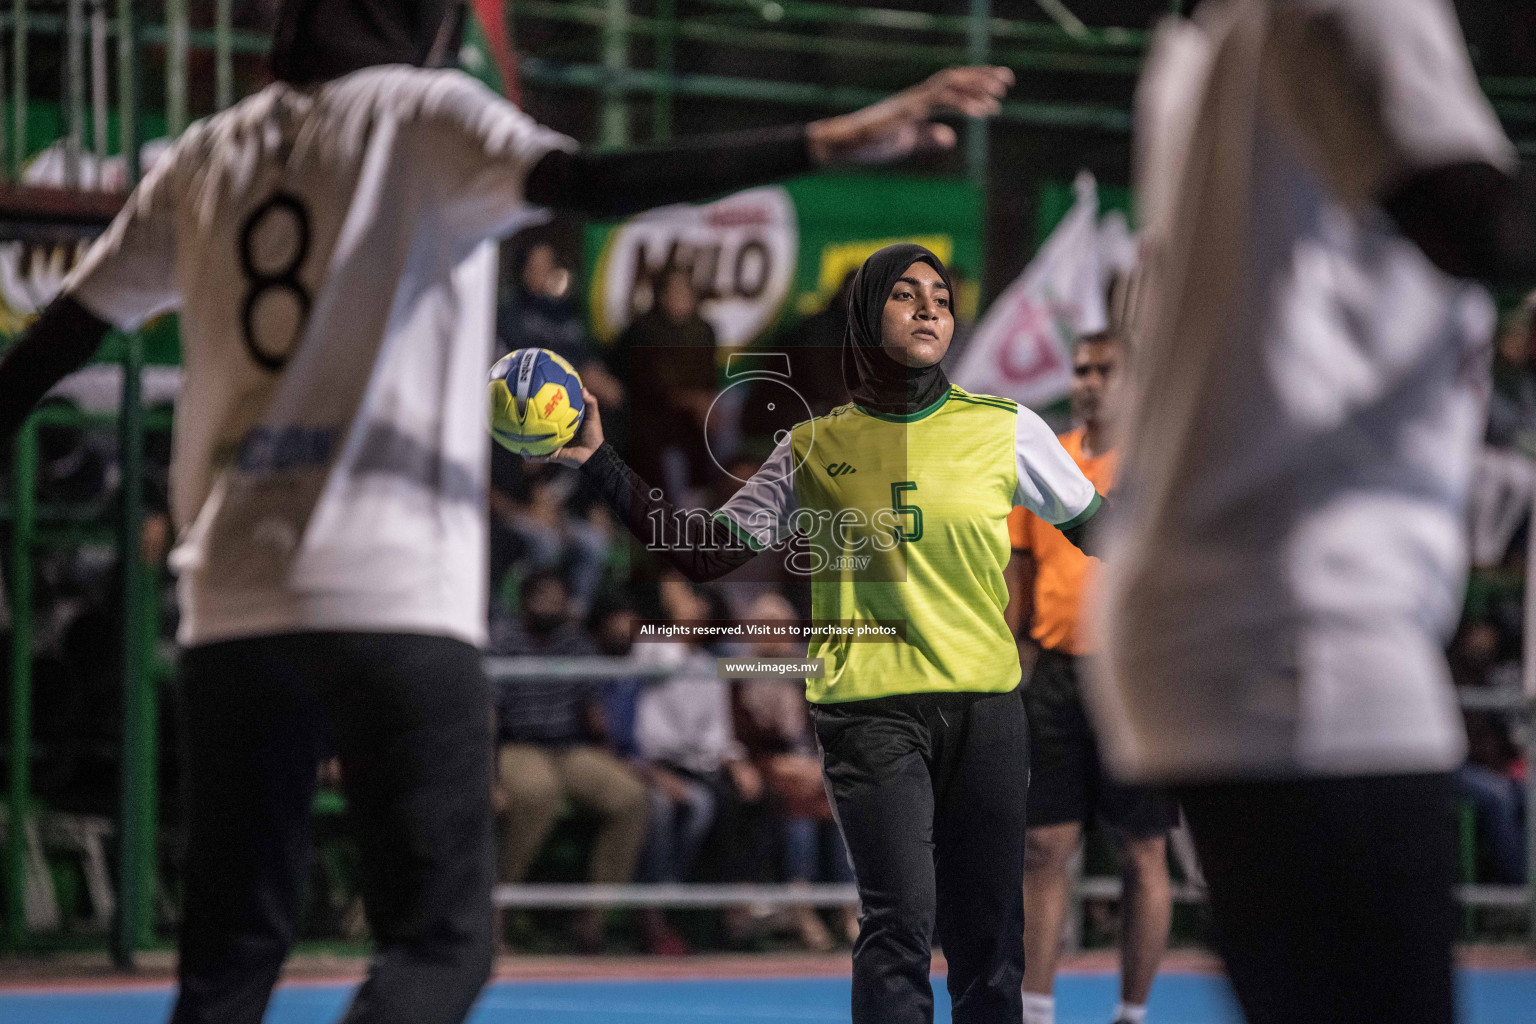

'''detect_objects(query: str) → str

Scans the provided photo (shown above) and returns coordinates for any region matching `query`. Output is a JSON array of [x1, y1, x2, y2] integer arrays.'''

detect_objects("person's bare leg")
[[1023, 821, 1083, 997], [838, 903, 860, 945], [1117, 834, 1172, 1009], [790, 892, 835, 952]]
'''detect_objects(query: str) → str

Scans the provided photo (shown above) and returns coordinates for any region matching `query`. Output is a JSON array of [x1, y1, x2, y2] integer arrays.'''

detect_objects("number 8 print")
[[239, 192, 312, 371]]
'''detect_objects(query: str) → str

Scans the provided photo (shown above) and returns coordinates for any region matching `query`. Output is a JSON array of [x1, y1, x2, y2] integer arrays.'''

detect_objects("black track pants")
[[1178, 772, 1457, 1024], [813, 688, 1029, 1024], [171, 632, 496, 1024]]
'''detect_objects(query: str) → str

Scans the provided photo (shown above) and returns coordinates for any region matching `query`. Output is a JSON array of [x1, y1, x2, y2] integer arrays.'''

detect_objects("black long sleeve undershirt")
[[524, 124, 814, 220], [527, 140, 1536, 287], [1383, 161, 1536, 287], [0, 295, 110, 449], [0, 128, 814, 449], [578, 441, 757, 583], [1060, 503, 1104, 557]]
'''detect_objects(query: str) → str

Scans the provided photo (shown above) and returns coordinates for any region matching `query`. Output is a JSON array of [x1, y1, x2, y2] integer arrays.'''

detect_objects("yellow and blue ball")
[[487, 348, 585, 457]]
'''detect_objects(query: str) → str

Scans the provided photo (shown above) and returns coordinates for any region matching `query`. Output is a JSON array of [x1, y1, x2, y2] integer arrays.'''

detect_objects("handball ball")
[[487, 348, 585, 457]]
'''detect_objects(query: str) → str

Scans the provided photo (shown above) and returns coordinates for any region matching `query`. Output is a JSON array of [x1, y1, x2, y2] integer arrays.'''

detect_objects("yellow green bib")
[[789, 388, 1023, 702]]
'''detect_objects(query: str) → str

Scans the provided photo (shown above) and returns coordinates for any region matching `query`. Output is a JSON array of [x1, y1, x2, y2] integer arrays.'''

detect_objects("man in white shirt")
[[1087, 2, 1533, 1022], [0, 0, 1012, 1019]]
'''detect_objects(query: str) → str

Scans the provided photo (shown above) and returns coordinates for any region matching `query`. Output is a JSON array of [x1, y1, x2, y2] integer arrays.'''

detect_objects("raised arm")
[[0, 297, 112, 449], [523, 66, 1013, 219], [0, 144, 182, 451], [1259, 0, 1528, 286]]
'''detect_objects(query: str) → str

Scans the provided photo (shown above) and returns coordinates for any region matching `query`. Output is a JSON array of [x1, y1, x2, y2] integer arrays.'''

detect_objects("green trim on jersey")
[[790, 386, 1023, 704], [948, 392, 1017, 413], [1057, 490, 1102, 531], [854, 390, 952, 423]]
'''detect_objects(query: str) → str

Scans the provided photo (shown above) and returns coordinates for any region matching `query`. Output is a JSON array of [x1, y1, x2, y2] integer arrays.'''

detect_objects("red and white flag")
[[955, 171, 1122, 409]]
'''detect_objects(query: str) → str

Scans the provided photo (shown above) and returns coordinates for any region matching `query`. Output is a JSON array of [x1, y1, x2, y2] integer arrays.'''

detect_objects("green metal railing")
[[0, 0, 1159, 173], [2, 0, 150, 964], [5, 400, 167, 961], [514, 1, 1145, 75], [5, 413, 35, 956], [4, 0, 1536, 174]]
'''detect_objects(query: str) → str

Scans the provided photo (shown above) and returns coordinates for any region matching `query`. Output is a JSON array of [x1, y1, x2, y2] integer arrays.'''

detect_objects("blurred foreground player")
[[0, 0, 1014, 1017], [1089, 2, 1536, 1023], [1010, 332, 1173, 1024]]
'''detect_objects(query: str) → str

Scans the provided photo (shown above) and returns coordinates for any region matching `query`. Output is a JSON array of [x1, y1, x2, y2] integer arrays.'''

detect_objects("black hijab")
[[842, 243, 953, 417], [271, 0, 466, 86]]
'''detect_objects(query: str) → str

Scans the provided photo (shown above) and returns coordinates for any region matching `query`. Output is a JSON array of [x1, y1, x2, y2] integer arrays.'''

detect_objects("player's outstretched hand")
[[537, 388, 605, 468], [806, 66, 1013, 165]]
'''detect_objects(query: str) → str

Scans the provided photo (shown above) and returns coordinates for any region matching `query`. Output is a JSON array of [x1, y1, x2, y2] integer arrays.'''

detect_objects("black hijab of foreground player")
[[842, 243, 952, 417], [270, 0, 467, 86]]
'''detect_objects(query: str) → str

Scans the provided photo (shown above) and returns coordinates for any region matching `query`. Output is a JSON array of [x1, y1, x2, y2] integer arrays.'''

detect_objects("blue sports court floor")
[[3, 969, 1534, 1023]]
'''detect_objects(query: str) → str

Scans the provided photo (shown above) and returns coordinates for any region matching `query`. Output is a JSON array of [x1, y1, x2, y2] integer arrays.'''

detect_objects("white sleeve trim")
[[1012, 405, 1098, 525], [714, 434, 799, 551]]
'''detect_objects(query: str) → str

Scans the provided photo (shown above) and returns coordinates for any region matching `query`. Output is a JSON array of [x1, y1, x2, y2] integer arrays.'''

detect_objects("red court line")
[[0, 975, 369, 997]]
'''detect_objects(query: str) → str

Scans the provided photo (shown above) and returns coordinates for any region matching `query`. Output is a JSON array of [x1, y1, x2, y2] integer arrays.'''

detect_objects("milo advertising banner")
[[584, 173, 982, 352]]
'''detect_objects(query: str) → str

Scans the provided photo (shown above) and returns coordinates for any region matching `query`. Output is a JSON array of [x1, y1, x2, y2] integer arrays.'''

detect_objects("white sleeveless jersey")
[[63, 66, 574, 646], [1088, 0, 1515, 781]]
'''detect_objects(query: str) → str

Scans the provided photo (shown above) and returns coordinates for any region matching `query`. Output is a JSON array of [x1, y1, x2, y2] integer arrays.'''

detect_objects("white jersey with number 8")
[[62, 66, 575, 647]]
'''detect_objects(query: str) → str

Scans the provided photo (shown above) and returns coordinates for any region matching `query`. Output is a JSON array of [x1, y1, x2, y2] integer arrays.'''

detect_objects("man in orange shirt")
[[1007, 331, 1174, 1024]]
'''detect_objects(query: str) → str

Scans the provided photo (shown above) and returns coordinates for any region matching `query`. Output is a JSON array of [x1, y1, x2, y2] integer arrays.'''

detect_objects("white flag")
[[954, 171, 1109, 409]]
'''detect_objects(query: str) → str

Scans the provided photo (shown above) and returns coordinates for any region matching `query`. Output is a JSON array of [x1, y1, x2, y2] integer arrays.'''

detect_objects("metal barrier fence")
[[485, 657, 1536, 952]]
